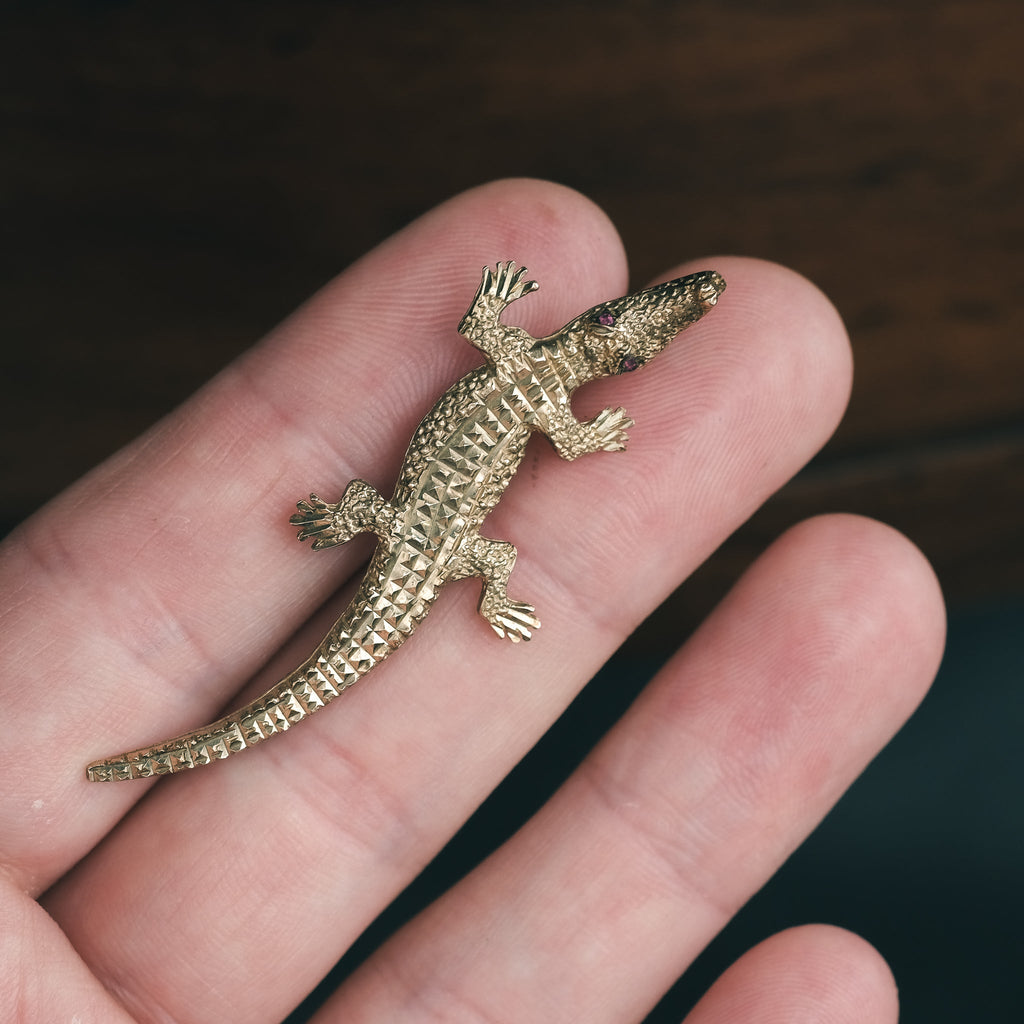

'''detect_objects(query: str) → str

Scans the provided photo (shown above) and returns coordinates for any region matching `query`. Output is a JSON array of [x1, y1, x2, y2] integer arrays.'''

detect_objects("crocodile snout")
[[697, 270, 726, 306]]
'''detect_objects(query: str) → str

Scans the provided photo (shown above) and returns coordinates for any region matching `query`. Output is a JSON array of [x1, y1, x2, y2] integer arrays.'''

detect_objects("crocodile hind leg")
[[449, 533, 540, 642], [291, 479, 393, 549]]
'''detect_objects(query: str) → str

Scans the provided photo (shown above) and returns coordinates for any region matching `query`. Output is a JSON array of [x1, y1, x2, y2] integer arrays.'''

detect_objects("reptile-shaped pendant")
[[86, 262, 725, 781]]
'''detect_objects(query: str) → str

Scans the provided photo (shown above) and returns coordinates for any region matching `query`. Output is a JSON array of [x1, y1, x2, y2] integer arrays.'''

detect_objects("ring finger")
[[320, 516, 942, 1021]]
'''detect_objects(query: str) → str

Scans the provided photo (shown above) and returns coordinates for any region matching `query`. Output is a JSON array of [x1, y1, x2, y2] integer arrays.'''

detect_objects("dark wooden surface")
[[3, 0, 1023, 637]]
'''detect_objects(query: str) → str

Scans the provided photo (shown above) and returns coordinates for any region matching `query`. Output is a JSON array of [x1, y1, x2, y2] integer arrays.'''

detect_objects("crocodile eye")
[[619, 354, 640, 373], [598, 312, 616, 327]]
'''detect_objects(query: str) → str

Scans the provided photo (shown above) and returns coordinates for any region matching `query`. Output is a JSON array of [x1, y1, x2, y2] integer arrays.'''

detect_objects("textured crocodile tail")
[[85, 594, 416, 782]]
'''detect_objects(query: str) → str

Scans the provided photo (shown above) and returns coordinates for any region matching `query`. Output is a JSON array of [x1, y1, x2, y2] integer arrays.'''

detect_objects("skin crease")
[[0, 180, 944, 1024]]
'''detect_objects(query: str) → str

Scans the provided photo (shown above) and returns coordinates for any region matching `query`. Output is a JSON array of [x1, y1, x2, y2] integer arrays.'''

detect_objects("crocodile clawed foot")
[[484, 598, 541, 643], [291, 480, 390, 550], [290, 493, 347, 548], [590, 406, 634, 452], [489, 260, 539, 305]]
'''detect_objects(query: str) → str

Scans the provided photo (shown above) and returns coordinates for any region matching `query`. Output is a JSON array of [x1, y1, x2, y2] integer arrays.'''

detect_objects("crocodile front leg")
[[449, 533, 540, 641], [458, 260, 538, 366], [539, 404, 636, 461]]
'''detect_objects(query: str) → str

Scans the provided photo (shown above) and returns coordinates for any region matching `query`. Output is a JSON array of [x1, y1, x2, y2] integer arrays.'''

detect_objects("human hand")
[[0, 180, 944, 1022]]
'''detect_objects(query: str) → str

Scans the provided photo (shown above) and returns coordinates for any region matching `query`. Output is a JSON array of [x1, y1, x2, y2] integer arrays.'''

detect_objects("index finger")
[[0, 179, 628, 894]]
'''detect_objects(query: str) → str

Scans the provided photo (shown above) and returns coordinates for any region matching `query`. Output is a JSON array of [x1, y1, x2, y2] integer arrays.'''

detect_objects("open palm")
[[1, 180, 944, 1022]]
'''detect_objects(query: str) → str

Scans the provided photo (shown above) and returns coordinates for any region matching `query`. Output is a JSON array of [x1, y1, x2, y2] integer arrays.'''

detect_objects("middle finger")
[[46, 253, 850, 1023]]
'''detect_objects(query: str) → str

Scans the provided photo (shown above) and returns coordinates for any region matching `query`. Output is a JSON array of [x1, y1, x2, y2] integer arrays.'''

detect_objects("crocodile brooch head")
[[555, 269, 726, 384]]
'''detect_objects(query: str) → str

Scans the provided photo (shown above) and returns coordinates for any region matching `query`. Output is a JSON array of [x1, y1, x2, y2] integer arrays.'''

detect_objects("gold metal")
[[86, 263, 725, 781]]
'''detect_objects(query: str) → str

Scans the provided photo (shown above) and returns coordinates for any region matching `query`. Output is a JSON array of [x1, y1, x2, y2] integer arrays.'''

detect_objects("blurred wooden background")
[[3, 0, 1022, 638]]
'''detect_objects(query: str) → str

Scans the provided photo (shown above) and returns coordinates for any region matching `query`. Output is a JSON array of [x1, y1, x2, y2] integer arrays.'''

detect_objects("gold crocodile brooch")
[[86, 262, 725, 781]]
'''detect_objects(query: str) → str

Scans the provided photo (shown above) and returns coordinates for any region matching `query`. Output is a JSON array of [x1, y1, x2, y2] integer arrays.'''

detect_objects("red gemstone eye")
[[598, 312, 615, 326], [619, 355, 639, 372]]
